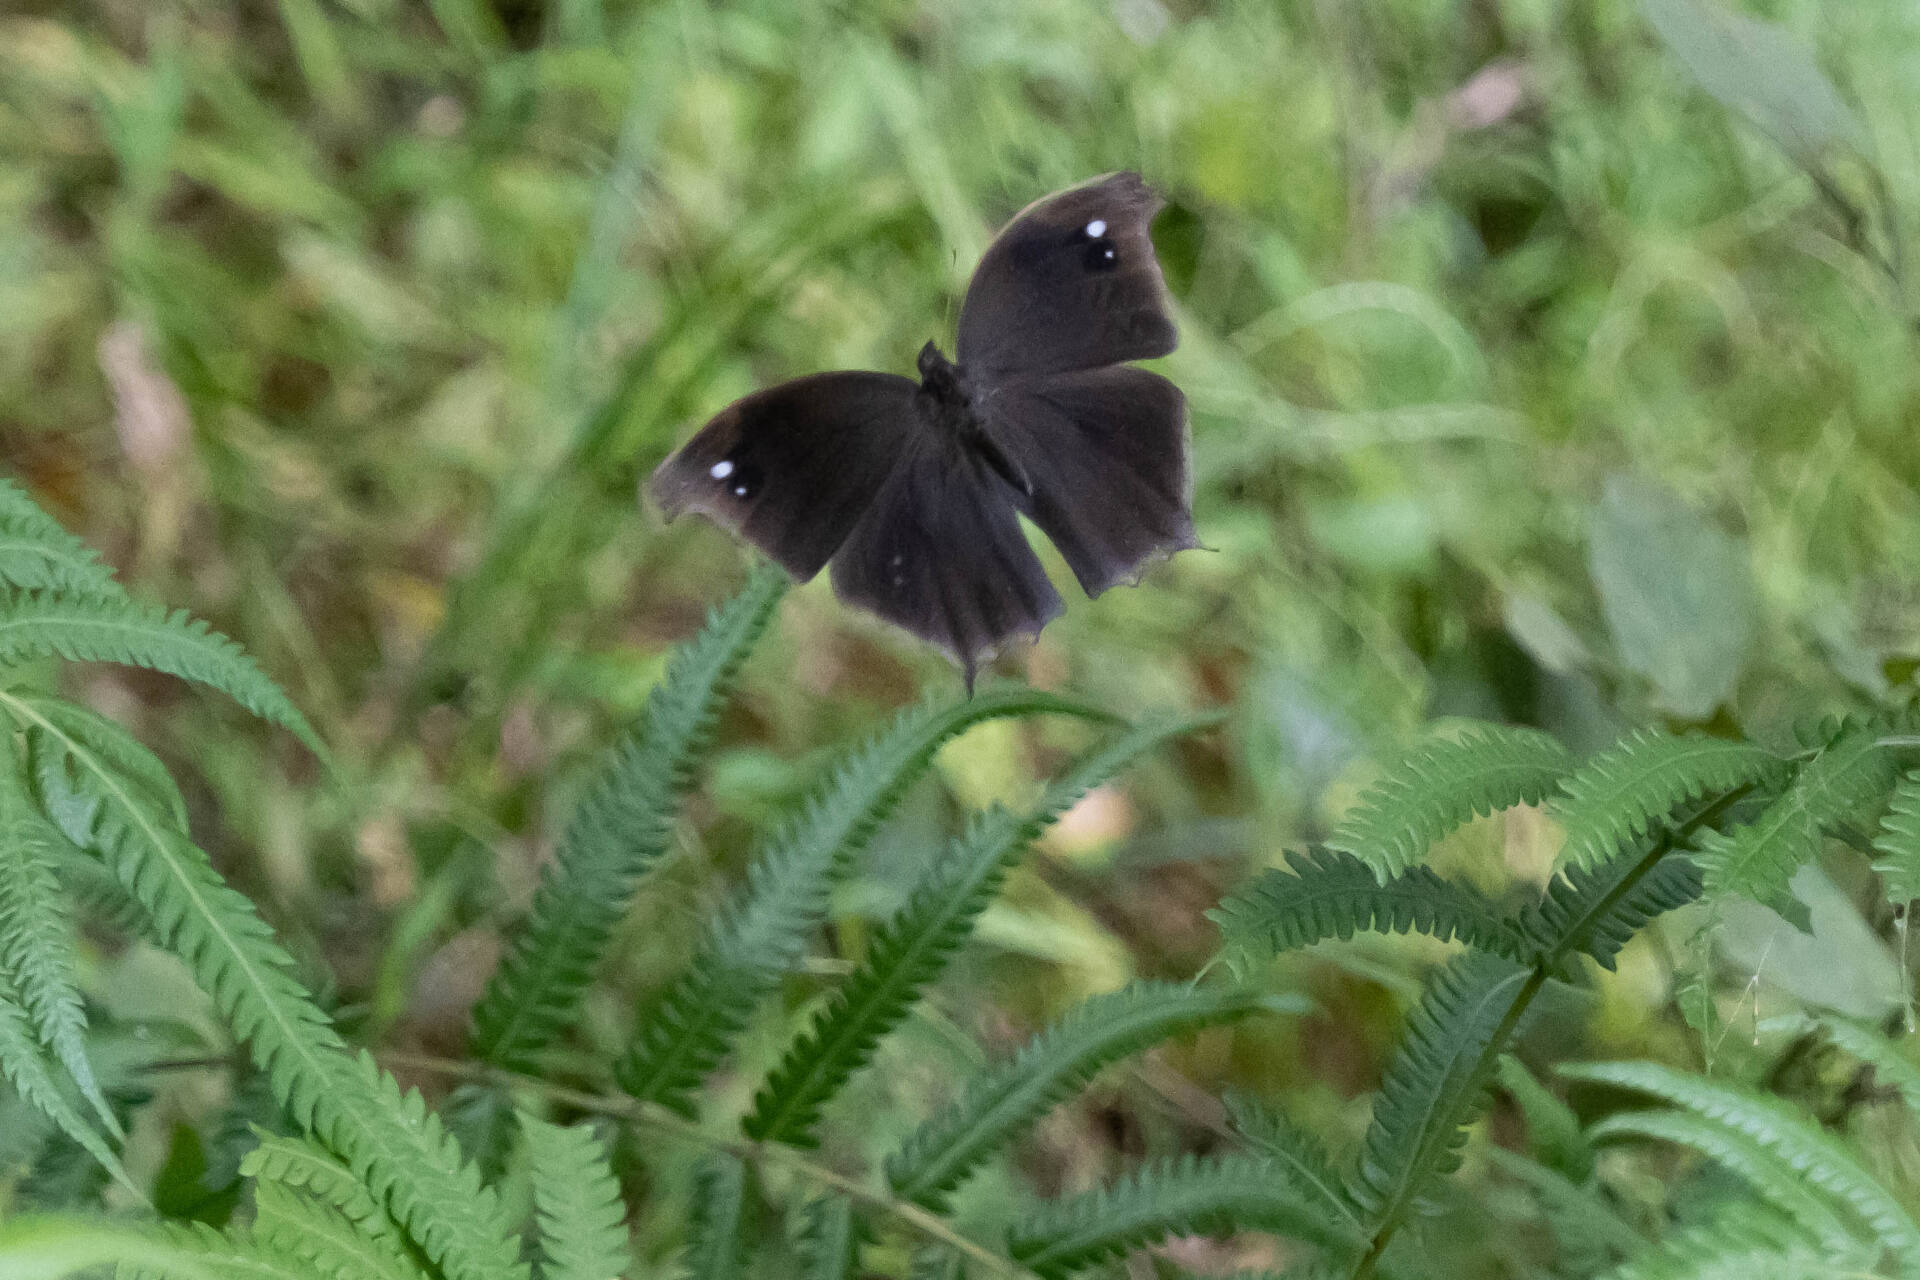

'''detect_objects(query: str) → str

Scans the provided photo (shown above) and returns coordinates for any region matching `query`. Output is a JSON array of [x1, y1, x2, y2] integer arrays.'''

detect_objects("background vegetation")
[[5, 0, 1920, 1275]]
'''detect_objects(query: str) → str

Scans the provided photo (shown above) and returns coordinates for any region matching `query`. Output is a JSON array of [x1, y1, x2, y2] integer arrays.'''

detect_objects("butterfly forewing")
[[649, 372, 918, 580], [956, 172, 1177, 378]]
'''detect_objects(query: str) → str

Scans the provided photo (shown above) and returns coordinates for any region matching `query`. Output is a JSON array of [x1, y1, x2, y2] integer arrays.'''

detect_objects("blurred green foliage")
[[5, 0, 1920, 1272]]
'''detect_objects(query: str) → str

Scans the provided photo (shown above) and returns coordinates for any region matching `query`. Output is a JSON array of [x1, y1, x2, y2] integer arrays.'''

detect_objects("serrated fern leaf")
[[1586, 1111, 1859, 1253], [1522, 851, 1704, 972], [615, 689, 1130, 1117], [116, 1220, 358, 1280], [1207, 848, 1530, 975], [886, 980, 1273, 1210], [739, 714, 1211, 1145], [15, 692, 190, 835], [682, 1154, 748, 1280], [1872, 768, 1920, 904], [0, 971, 137, 1201], [240, 1132, 405, 1254], [1695, 724, 1896, 902], [1328, 725, 1572, 879], [1008, 1152, 1362, 1278], [0, 738, 113, 1133], [521, 1114, 630, 1280], [1598, 1200, 1844, 1280], [0, 595, 321, 754], [252, 1179, 431, 1280], [1551, 732, 1786, 873], [0, 477, 124, 599], [1222, 1093, 1361, 1230], [796, 1195, 861, 1280], [469, 566, 784, 1070], [1351, 953, 1532, 1225], [1561, 1060, 1920, 1263], [2, 691, 528, 1280]]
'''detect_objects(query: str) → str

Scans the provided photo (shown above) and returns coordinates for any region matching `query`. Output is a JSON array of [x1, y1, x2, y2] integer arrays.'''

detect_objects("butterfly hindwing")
[[649, 372, 918, 580], [956, 172, 1177, 379]]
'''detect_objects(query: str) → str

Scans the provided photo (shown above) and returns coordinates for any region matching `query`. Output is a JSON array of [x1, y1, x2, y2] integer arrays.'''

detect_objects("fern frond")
[[1551, 732, 1786, 873], [16, 692, 190, 836], [1483, 1149, 1643, 1274], [239, 1132, 405, 1254], [1769, 1012, 1920, 1121], [0, 1214, 233, 1280], [0, 971, 137, 1201], [0, 477, 124, 599], [1872, 768, 1920, 904], [1561, 1060, 1920, 1262], [682, 1154, 748, 1280], [1695, 724, 1896, 902], [1328, 725, 1572, 879], [521, 1114, 630, 1280], [1222, 1093, 1361, 1229], [1522, 851, 1704, 972], [469, 566, 785, 1070], [611, 685, 1115, 1116], [3, 690, 528, 1280], [885, 979, 1274, 1209], [1586, 1110, 1859, 1253], [1351, 953, 1531, 1224], [1007, 1152, 1363, 1278], [0, 595, 321, 754], [1598, 1200, 1843, 1280], [796, 1195, 861, 1280], [117, 1220, 367, 1280], [0, 737, 113, 1132], [739, 714, 1212, 1145], [909, 1247, 966, 1280], [1494, 1056, 1591, 1180], [1207, 848, 1530, 975], [252, 1179, 431, 1280]]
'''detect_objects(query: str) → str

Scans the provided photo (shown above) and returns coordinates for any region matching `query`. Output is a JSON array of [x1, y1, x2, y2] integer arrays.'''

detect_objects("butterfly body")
[[650, 172, 1195, 688]]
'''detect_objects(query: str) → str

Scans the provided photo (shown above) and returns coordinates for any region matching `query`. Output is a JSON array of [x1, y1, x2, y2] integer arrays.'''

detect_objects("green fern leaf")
[[1207, 848, 1530, 975], [1494, 1056, 1591, 1181], [886, 979, 1275, 1209], [1599, 1199, 1846, 1280], [469, 566, 784, 1070], [740, 714, 1212, 1145], [1695, 724, 1896, 902], [1561, 1060, 1920, 1264], [8, 692, 528, 1280], [1222, 1093, 1361, 1229], [0, 738, 113, 1132], [1482, 1149, 1643, 1275], [1522, 851, 1704, 971], [16, 693, 191, 836], [1007, 1152, 1363, 1278], [521, 1114, 630, 1280], [1587, 1110, 1859, 1254], [795, 1195, 861, 1280], [1767, 1012, 1920, 1122], [1351, 953, 1532, 1225], [1328, 725, 1573, 879], [0, 595, 322, 754], [614, 689, 1127, 1117], [1871, 768, 1920, 903], [0, 477, 124, 599], [0, 1214, 238, 1280], [682, 1154, 748, 1280], [0, 972, 138, 1201], [1551, 731, 1786, 872], [240, 1132, 405, 1254], [909, 1247, 966, 1280], [252, 1178, 431, 1280]]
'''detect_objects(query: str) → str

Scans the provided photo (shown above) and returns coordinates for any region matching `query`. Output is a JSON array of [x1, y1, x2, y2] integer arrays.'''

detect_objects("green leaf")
[[1551, 730, 1785, 873], [1222, 1093, 1362, 1229], [0, 479, 124, 600], [1695, 724, 1896, 903], [886, 981, 1281, 1210], [1494, 1057, 1591, 1182], [469, 564, 785, 1070], [1641, 0, 1867, 161], [0, 594, 322, 754], [795, 1195, 862, 1280], [682, 1154, 748, 1280], [0, 973, 138, 1201], [1587, 477, 1756, 718], [1601, 1199, 1844, 1280], [739, 714, 1212, 1145], [240, 1133, 406, 1254], [1326, 724, 1571, 879], [1482, 1149, 1643, 1275], [1871, 768, 1920, 904], [1769, 1012, 1920, 1122], [521, 1115, 629, 1280], [1561, 1060, 1920, 1264], [252, 1177, 431, 1280], [0, 1215, 225, 1280], [1523, 850, 1705, 971], [1007, 1152, 1361, 1278], [1208, 848, 1531, 974]]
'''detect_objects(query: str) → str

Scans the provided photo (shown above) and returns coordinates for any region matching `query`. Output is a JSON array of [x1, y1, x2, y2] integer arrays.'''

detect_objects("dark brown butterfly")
[[649, 172, 1195, 687]]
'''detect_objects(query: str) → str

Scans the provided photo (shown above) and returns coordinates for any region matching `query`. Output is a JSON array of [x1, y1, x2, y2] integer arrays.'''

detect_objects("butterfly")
[[649, 172, 1195, 688]]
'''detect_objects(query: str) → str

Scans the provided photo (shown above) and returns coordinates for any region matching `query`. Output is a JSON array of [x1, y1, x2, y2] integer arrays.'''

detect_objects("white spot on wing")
[[1085, 218, 1107, 238], [732, 483, 749, 497], [710, 460, 734, 479]]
